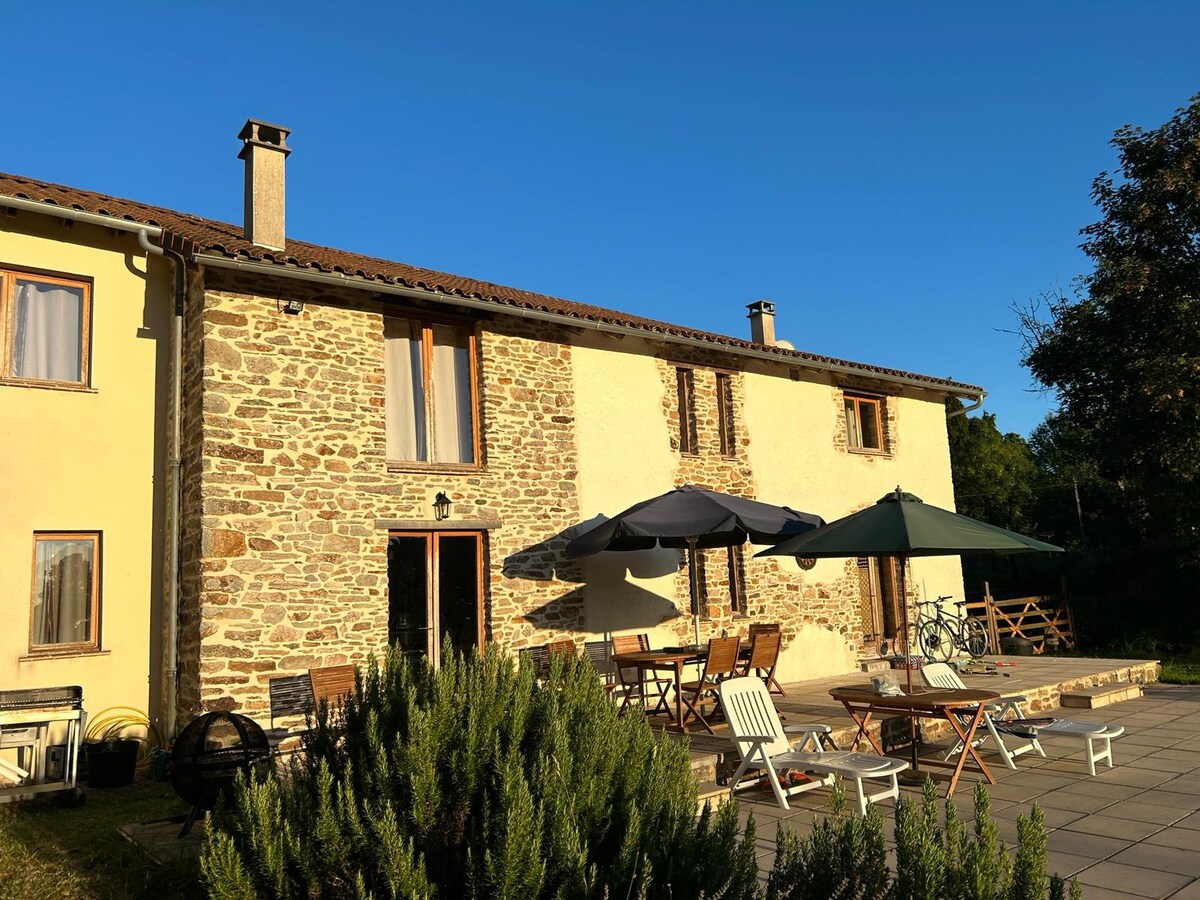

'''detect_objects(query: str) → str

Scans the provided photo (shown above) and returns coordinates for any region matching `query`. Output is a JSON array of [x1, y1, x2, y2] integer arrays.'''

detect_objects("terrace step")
[[1060, 682, 1142, 709]]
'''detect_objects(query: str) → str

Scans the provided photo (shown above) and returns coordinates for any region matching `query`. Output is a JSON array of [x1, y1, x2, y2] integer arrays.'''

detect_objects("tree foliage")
[[1018, 92, 1200, 642], [946, 397, 1037, 533]]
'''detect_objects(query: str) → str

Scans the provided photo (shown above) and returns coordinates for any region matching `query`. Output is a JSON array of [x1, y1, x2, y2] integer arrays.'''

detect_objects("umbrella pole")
[[687, 537, 701, 647], [897, 554, 921, 779]]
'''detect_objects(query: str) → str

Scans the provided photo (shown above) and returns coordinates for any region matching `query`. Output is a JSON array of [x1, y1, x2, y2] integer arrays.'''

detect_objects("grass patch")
[[0, 777, 200, 899], [1160, 661, 1200, 684]]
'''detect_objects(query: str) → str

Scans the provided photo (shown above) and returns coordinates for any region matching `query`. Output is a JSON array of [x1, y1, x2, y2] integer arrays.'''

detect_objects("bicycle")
[[911, 596, 988, 661]]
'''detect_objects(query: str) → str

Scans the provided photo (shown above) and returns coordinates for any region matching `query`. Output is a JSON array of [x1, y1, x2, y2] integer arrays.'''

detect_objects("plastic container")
[[85, 740, 139, 789], [1000, 635, 1035, 657]]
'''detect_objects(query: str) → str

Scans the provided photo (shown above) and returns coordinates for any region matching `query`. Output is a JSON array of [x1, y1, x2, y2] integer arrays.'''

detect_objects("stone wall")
[[176, 267, 941, 721], [178, 268, 590, 719]]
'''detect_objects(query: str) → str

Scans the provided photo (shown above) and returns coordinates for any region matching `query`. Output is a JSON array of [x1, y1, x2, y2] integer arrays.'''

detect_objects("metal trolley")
[[0, 686, 86, 803]]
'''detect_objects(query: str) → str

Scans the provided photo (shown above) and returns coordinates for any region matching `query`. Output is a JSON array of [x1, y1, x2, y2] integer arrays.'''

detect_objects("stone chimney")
[[747, 300, 776, 346], [237, 119, 291, 250]]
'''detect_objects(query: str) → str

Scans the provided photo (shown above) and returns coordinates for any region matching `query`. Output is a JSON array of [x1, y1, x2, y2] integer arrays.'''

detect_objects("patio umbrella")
[[567, 484, 824, 645], [756, 486, 1063, 772]]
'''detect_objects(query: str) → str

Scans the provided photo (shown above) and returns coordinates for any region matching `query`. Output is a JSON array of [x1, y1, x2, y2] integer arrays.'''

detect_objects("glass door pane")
[[388, 535, 430, 658], [436, 534, 480, 658]]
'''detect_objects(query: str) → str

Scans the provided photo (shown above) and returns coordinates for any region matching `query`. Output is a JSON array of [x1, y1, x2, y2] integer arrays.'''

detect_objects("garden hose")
[[85, 707, 163, 773]]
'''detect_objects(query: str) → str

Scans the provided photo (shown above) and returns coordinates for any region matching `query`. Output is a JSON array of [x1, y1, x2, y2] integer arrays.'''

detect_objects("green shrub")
[[201, 643, 759, 899], [766, 779, 1080, 900]]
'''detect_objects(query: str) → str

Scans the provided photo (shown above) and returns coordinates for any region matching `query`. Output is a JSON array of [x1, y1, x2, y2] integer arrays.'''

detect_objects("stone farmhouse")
[[0, 120, 984, 735]]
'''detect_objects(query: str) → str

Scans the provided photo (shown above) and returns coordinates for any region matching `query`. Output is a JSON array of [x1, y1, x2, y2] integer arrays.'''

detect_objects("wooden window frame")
[[385, 316, 482, 470], [727, 545, 747, 614], [675, 367, 698, 455], [387, 530, 485, 668], [0, 268, 93, 389], [843, 392, 885, 453], [28, 531, 101, 655], [716, 372, 736, 457]]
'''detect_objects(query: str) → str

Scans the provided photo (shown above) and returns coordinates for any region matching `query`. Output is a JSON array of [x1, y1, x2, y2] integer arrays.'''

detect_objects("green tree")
[[1019, 91, 1200, 641], [946, 397, 1037, 533]]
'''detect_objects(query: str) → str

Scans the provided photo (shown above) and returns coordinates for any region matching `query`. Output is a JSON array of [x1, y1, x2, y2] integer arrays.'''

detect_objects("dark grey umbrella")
[[757, 486, 1063, 774], [568, 484, 824, 644]]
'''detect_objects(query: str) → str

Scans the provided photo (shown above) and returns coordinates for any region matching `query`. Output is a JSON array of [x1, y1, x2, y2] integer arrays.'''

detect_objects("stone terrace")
[[720, 682, 1200, 898]]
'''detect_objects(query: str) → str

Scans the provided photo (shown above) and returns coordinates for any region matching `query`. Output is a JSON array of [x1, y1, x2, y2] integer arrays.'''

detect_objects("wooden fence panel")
[[971, 585, 1075, 654]]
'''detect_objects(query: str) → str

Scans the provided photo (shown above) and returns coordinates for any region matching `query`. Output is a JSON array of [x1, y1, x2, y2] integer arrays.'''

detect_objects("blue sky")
[[5, 3, 1198, 437]]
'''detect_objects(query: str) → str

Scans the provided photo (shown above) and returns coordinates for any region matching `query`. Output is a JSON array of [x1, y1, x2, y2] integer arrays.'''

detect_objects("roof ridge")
[[0, 169, 983, 394]]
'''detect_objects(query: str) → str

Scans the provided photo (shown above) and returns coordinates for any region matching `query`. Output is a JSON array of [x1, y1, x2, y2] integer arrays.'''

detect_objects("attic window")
[[844, 393, 884, 452]]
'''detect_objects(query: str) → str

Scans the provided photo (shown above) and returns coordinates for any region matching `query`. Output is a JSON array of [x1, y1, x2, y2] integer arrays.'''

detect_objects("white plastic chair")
[[717, 676, 908, 815], [921, 662, 1125, 775]]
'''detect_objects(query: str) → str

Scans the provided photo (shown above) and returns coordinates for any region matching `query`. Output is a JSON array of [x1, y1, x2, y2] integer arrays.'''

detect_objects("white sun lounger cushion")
[[1038, 721, 1124, 739]]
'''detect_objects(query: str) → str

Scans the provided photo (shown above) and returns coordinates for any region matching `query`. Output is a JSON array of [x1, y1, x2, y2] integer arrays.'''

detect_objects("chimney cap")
[[238, 118, 292, 159], [746, 300, 776, 317]]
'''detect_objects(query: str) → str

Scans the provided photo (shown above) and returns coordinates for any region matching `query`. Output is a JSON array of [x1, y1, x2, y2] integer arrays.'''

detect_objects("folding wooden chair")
[[740, 630, 785, 697], [611, 634, 670, 715], [309, 665, 357, 712], [678, 636, 742, 734]]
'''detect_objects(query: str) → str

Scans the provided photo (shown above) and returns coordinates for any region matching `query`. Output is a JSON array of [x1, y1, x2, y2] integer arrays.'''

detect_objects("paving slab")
[[1075, 860, 1194, 898], [1110, 842, 1200, 877], [1059, 814, 1166, 841]]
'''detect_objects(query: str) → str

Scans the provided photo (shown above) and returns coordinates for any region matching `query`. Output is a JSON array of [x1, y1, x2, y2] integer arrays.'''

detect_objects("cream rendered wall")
[[0, 215, 168, 731], [742, 364, 964, 680], [571, 333, 685, 649]]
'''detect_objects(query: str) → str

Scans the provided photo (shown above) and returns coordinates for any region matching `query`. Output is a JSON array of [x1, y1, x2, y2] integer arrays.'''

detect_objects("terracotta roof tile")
[[0, 171, 983, 394]]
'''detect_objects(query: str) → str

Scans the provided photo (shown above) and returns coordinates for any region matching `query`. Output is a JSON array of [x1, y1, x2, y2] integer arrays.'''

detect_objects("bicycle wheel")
[[964, 618, 988, 658], [917, 620, 954, 662]]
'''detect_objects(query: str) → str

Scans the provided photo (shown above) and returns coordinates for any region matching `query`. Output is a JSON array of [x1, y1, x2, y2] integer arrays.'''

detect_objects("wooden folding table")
[[611, 649, 705, 731], [829, 685, 1001, 797]]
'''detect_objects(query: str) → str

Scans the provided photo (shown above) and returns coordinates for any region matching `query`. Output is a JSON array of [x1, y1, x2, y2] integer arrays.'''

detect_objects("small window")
[[676, 367, 697, 454], [1, 270, 91, 386], [385, 318, 479, 465], [727, 545, 747, 614], [716, 373, 736, 456], [844, 393, 884, 451], [30, 533, 100, 653]]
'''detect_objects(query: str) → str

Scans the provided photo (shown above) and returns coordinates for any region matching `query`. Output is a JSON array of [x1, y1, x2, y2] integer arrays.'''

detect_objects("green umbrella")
[[757, 487, 1063, 774]]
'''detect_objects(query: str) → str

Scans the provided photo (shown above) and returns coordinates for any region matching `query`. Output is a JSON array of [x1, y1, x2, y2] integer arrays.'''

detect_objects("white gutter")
[[946, 395, 986, 418], [137, 229, 183, 740], [196, 254, 985, 401], [0, 196, 164, 238]]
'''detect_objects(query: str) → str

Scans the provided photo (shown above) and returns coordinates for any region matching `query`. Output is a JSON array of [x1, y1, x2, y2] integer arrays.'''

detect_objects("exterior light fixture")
[[433, 491, 452, 521], [797, 557, 817, 571], [278, 298, 305, 315]]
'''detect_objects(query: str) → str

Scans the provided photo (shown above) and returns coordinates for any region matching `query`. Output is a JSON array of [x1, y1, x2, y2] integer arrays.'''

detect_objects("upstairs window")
[[676, 367, 697, 455], [1, 270, 91, 386], [716, 372, 736, 456], [385, 318, 478, 466], [844, 393, 884, 451], [30, 532, 101, 653]]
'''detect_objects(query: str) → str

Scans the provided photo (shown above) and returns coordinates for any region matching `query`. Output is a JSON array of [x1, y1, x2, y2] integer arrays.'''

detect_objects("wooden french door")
[[857, 557, 902, 650], [387, 531, 484, 667]]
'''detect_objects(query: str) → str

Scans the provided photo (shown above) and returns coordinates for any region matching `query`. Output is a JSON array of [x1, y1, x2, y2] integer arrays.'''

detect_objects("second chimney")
[[747, 300, 776, 346], [238, 119, 291, 251]]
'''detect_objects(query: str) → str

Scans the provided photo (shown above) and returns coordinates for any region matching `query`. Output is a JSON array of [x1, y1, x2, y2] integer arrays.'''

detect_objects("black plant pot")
[[85, 739, 139, 789]]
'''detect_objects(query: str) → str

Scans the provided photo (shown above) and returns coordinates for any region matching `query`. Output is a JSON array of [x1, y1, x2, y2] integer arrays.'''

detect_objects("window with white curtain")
[[30, 533, 101, 653], [384, 317, 478, 465], [1, 270, 91, 386]]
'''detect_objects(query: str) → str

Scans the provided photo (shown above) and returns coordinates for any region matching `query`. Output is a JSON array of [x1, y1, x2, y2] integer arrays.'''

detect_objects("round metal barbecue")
[[170, 711, 270, 836]]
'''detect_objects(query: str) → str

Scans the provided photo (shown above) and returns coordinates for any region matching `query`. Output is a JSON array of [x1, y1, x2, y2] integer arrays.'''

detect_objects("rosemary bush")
[[765, 779, 1081, 900], [200, 643, 759, 899]]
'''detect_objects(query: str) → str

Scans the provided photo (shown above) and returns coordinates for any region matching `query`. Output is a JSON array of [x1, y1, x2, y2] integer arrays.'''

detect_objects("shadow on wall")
[[505, 515, 684, 635]]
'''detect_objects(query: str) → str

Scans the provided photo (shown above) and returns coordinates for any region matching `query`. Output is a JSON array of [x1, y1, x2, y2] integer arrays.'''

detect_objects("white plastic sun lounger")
[[717, 676, 909, 815], [921, 663, 1125, 775]]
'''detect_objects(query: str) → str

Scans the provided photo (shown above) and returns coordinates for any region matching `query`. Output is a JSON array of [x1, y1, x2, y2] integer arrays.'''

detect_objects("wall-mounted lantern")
[[433, 491, 452, 521], [277, 297, 305, 315]]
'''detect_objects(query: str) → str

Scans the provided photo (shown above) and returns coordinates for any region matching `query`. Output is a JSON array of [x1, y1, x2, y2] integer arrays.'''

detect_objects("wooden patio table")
[[611, 648, 706, 731], [829, 684, 1001, 798]]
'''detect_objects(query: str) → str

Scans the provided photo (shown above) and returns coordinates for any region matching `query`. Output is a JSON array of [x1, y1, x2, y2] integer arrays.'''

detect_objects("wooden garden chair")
[[740, 630, 785, 697], [678, 636, 742, 734], [611, 633, 671, 715]]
